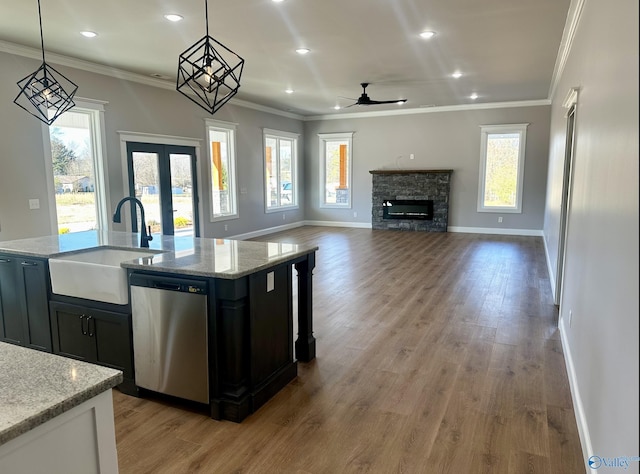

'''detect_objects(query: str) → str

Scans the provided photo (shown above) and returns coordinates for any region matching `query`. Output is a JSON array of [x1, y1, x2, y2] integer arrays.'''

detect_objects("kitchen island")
[[0, 230, 318, 422], [0, 341, 122, 473]]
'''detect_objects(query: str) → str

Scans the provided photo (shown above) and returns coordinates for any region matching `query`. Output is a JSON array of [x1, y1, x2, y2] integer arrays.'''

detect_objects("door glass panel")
[[131, 152, 162, 235], [170, 154, 195, 237], [50, 111, 97, 233]]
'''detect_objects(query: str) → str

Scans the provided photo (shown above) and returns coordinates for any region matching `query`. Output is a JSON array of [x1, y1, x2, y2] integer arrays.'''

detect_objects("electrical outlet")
[[283, 214, 286, 220], [224, 224, 228, 231], [29, 199, 40, 210], [353, 211, 358, 218], [498, 216, 503, 223], [409, 153, 415, 160]]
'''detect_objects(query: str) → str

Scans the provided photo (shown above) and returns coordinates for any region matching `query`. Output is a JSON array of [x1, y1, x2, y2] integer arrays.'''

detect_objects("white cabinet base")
[[0, 389, 118, 474]]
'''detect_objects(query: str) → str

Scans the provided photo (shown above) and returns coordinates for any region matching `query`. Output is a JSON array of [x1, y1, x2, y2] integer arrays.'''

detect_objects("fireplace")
[[370, 169, 452, 232], [383, 199, 433, 220]]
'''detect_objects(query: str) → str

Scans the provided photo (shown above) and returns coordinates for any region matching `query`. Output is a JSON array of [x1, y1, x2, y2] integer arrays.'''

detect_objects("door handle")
[[21, 261, 38, 267], [80, 315, 88, 335], [0, 258, 11, 263], [87, 316, 95, 337]]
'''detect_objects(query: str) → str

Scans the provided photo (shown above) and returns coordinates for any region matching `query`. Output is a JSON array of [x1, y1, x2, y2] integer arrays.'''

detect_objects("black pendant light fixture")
[[14, 0, 78, 125], [177, 0, 244, 115]]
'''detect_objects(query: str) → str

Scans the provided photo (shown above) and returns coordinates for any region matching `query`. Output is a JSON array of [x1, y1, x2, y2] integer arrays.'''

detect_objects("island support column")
[[294, 252, 316, 362]]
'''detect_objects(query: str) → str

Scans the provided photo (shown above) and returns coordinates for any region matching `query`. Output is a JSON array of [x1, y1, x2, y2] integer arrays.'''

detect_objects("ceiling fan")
[[344, 83, 407, 107]]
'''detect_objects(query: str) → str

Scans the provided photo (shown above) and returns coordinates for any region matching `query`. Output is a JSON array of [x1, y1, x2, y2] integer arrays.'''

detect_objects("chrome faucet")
[[113, 197, 153, 248]]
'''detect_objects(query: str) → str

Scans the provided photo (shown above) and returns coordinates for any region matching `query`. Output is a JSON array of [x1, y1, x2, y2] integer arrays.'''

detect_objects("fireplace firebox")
[[382, 200, 433, 220]]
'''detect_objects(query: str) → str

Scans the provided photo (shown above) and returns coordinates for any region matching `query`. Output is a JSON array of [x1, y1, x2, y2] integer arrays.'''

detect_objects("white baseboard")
[[542, 232, 558, 302], [303, 220, 373, 229], [559, 321, 594, 473], [227, 221, 305, 240], [447, 226, 544, 236]]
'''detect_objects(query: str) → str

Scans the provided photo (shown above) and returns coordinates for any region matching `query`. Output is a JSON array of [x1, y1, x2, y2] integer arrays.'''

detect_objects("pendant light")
[[177, 0, 245, 115], [14, 0, 78, 125]]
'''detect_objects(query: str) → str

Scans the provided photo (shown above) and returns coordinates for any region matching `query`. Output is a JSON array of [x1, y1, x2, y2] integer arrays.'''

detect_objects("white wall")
[[304, 105, 551, 232], [0, 51, 304, 241], [544, 0, 639, 469]]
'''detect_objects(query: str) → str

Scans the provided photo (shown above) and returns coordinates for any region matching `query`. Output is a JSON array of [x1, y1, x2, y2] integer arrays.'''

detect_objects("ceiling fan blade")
[[365, 99, 407, 105], [338, 96, 357, 101]]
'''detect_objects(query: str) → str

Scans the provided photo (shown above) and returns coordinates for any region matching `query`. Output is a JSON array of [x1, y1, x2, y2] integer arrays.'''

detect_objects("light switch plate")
[[267, 271, 275, 292], [29, 199, 40, 210]]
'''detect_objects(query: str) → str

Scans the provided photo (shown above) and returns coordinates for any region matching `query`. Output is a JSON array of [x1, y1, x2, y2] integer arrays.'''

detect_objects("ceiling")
[[0, 0, 571, 117]]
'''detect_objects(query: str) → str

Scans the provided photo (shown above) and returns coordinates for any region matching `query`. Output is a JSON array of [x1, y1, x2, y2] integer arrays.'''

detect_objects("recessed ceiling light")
[[296, 48, 310, 55], [470, 93, 479, 100], [420, 31, 436, 39], [164, 14, 183, 22], [272, 0, 284, 3], [285, 89, 294, 94], [452, 71, 462, 79], [333, 105, 341, 110], [80, 31, 97, 38]]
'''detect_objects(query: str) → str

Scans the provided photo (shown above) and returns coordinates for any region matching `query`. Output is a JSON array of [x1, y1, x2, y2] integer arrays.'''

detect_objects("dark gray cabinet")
[[0, 254, 52, 352], [49, 301, 135, 388]]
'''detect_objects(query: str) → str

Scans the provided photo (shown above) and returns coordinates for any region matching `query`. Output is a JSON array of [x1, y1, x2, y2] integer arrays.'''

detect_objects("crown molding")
[[548, 0, 586, 102], [0, 39, 554, 124], [303, 99, 551, 121], [0, 40, 303, 121]]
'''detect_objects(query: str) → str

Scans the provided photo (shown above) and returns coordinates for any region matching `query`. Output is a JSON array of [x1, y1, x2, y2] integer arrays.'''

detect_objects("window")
[[44, 100, 109, 234], [319, 132, 353, 208], [477, 124, 528, 213], [264, 129, 299, 211], [207, 119, 238, 220]]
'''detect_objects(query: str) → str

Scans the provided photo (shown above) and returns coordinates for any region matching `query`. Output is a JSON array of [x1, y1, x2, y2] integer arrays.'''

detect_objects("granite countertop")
[[0, 230, 318, 279], [0, 342, 122, 446]]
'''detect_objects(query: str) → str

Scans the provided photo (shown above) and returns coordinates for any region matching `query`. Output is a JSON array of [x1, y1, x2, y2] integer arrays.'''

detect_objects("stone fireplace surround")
[[370, 169, 453, 232]]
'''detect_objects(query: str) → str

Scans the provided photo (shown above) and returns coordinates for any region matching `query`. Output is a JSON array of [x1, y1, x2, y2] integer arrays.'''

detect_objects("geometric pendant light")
[[176, 0, 244, 115], [14, 0, 78, 125]]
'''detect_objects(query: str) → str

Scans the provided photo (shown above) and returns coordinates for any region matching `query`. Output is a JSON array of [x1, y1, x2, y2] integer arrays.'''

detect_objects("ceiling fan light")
[[295, 48, 310, 55], [420, 31, 436, 39], [470, 93, 479, 100], [452, 71, 462, 79], [80, 31, 97, 38]]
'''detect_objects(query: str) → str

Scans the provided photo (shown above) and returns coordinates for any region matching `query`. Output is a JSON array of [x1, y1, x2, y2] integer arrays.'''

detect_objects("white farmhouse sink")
[[49, 247, 158, 305]]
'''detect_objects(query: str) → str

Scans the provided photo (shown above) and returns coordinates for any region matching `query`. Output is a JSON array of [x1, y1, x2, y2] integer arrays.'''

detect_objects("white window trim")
[[117, 131, 203, 234], [206, 119, 239, 222], [42, 98, 110, 234], [477, 123, 528, 213], [263, 128, 300, 213], [318, 132, 354, 209]]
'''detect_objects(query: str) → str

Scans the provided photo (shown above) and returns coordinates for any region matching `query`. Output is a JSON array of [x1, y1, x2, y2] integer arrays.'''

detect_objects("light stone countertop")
[[0, 342, 122, 446], [0, 230, 318, 279]]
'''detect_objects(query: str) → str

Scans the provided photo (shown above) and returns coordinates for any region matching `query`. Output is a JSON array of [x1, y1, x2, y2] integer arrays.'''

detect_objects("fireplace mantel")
[[369, 169, 453, 175]]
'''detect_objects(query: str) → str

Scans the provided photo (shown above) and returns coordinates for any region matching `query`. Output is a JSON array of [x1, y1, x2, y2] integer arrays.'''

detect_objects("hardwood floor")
[[113, 227, 585, 473]]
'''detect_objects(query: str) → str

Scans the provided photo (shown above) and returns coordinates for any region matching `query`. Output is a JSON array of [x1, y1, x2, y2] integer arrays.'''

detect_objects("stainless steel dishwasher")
[[129, 273, 209, 404]]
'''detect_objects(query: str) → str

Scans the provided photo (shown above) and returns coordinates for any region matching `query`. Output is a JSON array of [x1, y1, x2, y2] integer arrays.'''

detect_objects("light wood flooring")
[[113, 227, 585, 473]]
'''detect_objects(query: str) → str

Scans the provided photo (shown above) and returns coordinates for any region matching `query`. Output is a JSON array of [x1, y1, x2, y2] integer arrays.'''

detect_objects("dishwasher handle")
[[129, 272, 208, 294], [153, 281, 182, 291]]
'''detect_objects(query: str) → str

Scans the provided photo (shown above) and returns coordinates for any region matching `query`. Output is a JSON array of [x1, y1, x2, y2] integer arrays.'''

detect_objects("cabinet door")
[[50, 303, 95, 362], [18, 258, 52, 352], [92, 309, 134, 379], [0, 255, 24, 344]]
